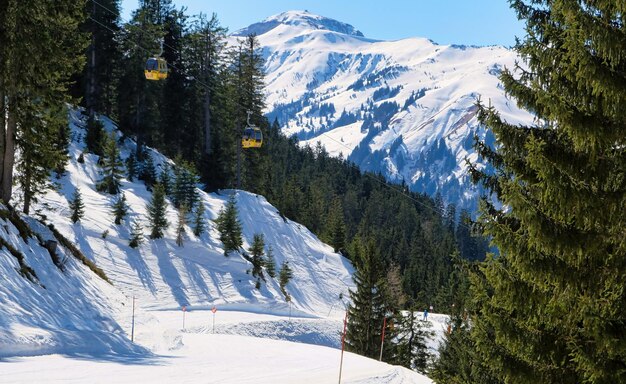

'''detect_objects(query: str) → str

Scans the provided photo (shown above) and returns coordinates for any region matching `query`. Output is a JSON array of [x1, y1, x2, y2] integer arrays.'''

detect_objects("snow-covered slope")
[[240, 10, 533, 209], [0, 109, 437, 382]]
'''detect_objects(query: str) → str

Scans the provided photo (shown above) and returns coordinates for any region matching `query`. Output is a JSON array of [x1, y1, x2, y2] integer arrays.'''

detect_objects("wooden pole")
[[379, 317, 387, 361], [338, 311, 348, 384], [131, 295, 135, 342]]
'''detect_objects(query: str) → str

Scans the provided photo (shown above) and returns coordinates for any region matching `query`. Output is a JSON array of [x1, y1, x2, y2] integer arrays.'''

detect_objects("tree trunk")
[[22, 170, 31, 214], [203, 89, 211, 155], [0, 86, 6, 192], [88, 0, 96, 117], [2, 95, 16, 205]]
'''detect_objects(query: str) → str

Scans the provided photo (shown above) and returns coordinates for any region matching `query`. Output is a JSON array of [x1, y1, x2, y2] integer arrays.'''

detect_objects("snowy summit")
[[234, 10, 365, 38]]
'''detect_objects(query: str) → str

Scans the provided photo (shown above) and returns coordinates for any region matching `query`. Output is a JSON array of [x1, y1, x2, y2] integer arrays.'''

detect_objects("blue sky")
[[120, 0, 525, 47]]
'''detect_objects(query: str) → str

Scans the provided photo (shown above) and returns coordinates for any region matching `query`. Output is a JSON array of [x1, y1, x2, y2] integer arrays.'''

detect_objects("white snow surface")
[[0, 109, 438, 383]]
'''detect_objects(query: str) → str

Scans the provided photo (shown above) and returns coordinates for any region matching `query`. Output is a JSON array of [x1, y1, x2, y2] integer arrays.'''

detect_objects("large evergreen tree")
[[78, 0, 121, 117], [467, 1, 626, 382], [345, 236, 393, 360], [0, 1, 87, 208]]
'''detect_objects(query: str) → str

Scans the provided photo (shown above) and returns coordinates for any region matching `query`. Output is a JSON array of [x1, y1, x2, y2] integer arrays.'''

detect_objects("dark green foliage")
[[395, 308, 432, 373], [278, 260, 293, 298], [431, 315, 500, 384], [17, 104, 71, 215], [112, 192, 128, 225], [172, 160, 198, 209], [265, 245, 276, 278], [159, 163, 173, 196], [76, 0, 121, 116], [96, 132, 124, 194], [140, 154, 157, 190], [147, 183, 168, 239], [69, 189, 85, 223], [192, 202, 206, 237], [463, 1, 626, 383], [85, 116, 105, 156], [248, 233, 265, 280], [175, 204, 187, 247], [345, 237, 392, 360], [214, 194, 242, 256], [323, 196, 346, 253], [125, 155, 138, 181], [129, 219, 143, 248], [0, 1, 87, 208]]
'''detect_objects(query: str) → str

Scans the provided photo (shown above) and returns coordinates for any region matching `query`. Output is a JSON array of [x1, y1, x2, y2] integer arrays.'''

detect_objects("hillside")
[[0, 109, 438, 383], [238, 10, 534, 209]]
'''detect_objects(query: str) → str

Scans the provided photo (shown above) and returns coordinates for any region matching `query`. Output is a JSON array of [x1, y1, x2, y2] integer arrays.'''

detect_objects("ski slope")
[[0, 109, 437, 383]]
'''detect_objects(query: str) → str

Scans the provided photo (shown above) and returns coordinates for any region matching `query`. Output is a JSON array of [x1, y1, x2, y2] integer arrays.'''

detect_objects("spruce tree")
[[0, 1, 87, 207], [140, 154, 157, 190], [96, 132, 124, 194], [112, 193, 129, 225], [79, 0, 121, 117], [214, 194, 242, 256], [265, 245, 276, 278], [249, 233, 265, 280], [395, 307, 432, 374], [192, 201, 206, 237], [159, 163, 173, 196], [125, 155, 138, 182], [324, 196, 346, 253], [345, 236, 391, 360], [129, 219, 144, 248], [175, 204, 187, 247], [467, 1, 626, 383], [69, 188, 85, 223], [147, 183, 168, 239], [85, 115, 105, 156], [278, 260, 293, 298]]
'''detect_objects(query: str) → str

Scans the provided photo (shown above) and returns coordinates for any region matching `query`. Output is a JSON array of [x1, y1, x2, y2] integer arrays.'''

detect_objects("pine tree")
[[112, 192, 129, 225], [173, 160, 198, 209], [345, 236, 391, 360], [16, 104, 69, 214], [85, 115, 105, 156], [69, 188, 85, 223], [128, 219, 144, 248], [147, 183, 168, 239], [79, 0, 121, 117], [430, 314, 499, 384], [324, 196, 346, 253], [278, 260, 293, 298], [395, 307, 432, 374], [175, 204, 187, 247], [125, 154, 138, 182], [265, 245, 276, 278], [192, 201, 206, 236], [214, 194, 242, 256], [466, 1, 626, 383], [140, 154, 157, 190], [0, 1, 87, 207], [248, 233, 265, 280], [159, 163, 173, 196], [96, 132, 124, 194]]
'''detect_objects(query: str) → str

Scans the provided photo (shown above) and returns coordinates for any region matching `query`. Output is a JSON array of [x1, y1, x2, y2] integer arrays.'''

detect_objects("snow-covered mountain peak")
[[234, 10, 365, 38]]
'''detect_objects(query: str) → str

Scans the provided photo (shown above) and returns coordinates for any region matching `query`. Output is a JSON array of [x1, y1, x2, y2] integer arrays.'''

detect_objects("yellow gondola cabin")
[[145, 57, 168, 81]]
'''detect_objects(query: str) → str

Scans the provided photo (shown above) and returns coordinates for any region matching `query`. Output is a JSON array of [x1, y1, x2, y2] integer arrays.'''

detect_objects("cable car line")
[[88, 11, 470, 229]]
